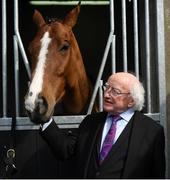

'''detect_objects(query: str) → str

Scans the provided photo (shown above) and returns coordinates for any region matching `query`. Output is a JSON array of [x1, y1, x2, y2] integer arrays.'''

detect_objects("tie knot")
[[112, 114, 121, 123]]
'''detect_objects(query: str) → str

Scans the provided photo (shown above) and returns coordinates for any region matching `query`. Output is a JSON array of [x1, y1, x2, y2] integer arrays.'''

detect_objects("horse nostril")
[[29, 92, 33, 96], [35, 96, 48, 115]]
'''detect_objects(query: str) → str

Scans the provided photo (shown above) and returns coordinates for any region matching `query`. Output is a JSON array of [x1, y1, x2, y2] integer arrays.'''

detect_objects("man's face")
[[103, 75, 135, 114]]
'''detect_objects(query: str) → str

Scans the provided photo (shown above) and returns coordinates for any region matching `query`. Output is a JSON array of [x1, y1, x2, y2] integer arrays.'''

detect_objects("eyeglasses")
[[102, 83, 130, 97]]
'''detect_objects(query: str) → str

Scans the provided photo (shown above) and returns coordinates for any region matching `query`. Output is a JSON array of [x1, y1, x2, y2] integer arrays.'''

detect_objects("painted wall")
[[164, 0, 170, 177]]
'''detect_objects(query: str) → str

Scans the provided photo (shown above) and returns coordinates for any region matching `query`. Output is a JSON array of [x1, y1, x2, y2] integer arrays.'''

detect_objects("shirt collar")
[[119, 108, 135, 122], [108, 108, 135, 123]]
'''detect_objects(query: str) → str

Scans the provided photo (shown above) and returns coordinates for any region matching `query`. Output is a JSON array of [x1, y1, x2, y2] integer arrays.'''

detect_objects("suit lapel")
[[122, 111, 146, 178], [83, 112, 107, 177], [87, 112, 107, 147]]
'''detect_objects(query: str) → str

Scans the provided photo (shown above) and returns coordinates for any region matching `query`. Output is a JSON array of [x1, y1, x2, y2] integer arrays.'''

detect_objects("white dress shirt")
[[100, 108, 135, 152]]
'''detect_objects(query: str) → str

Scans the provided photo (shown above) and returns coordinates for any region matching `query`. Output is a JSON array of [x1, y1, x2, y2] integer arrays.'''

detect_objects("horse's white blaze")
[[25, 31, 51, 112]]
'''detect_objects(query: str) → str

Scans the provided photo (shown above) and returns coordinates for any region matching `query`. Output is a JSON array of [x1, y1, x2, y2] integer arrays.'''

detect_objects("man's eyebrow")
[[106, 82, 123, 92], [111, 87, 122, 92]]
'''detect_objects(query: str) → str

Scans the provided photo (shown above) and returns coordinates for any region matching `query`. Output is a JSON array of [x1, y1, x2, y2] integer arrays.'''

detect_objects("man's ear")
[[127, 98, 135, 108]]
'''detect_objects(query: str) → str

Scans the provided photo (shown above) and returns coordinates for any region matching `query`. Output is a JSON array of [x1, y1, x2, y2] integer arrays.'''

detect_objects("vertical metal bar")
[[98, 80, 103, 112], [110, 0, 116, 73], [14, 0, 31, 79], [145, 0, 151, 113], [110, 0, 114, 35], [122, 0, 128, 72], [87, 31, 113, 114], [2, 0, 7, 117], [111, 35, 116, 73], [155, 0, 168, 176], [133, 0, 139, 78], [87, 0, 116, 113], [14, 0, 18, 29], [155, 0, 167, 127], [14, 35, 20, 117]]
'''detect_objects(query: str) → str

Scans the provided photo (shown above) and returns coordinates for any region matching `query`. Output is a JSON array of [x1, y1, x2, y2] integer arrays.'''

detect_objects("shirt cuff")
[[40, 118, 53, 131]]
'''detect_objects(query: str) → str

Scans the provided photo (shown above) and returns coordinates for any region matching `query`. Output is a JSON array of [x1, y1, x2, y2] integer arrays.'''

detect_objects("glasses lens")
[[103, 83, 121, 96]]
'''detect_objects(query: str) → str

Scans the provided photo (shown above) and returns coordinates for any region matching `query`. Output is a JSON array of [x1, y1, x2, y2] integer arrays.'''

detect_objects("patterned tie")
[[99, 114, 121, 164]]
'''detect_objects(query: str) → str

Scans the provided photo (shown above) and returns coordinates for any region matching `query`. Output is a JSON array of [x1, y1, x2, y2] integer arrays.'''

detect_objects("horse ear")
[[33, 9, 46, 28], [63, 3, 80, 28]]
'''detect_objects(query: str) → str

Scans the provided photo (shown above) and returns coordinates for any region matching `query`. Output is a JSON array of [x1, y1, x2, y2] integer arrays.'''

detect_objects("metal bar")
[[145, 0, 151, 113], [14, 0, 31, 79], [0, 116, 85, 130], [2, 0, 7, 117], [110, 0, 114, 32], [99, 80, 103, 112], [111, 35, 116, 73], [155, 0, 167, 126], [0, 113, 160, 130], [155, 0, 168, 176], [133, 0, 139, 78], [30, 1, 110, 6], [87, 31, 113, 114], [15, 32, 31, 79], [110, 0, 116, 73], [87, 0, 115, 113], [122, 0, 128, 72], [13, 35, 20, 117]]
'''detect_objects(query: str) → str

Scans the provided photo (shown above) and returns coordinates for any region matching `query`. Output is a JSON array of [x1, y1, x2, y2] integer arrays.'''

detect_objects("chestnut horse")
[[25, 5, 92, 123]]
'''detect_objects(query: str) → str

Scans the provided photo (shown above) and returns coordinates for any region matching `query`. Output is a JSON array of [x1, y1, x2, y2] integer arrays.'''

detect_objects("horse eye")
[[59, 43, 70, 52]]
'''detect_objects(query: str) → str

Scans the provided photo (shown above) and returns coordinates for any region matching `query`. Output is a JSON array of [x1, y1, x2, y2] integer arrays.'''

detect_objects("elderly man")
[[38, 72, 165, 178]]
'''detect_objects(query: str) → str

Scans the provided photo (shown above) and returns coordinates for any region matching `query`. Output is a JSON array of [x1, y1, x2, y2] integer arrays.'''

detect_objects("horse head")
[[25, 4, 92, 124]]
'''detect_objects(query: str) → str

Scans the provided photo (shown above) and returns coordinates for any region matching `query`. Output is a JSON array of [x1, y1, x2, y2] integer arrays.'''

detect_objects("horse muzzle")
[[25, 95, 50, 124]]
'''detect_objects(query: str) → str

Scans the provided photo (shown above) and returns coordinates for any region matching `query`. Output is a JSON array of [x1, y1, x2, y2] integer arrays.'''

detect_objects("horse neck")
[[63, 34, 91, 114]]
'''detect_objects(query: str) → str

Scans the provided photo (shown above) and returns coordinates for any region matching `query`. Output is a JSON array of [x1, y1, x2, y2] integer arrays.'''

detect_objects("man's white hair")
[[130, 81, 145, 111]]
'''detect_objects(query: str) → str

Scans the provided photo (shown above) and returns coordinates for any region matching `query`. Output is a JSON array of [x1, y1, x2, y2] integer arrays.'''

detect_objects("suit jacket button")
[[67, 130, 72, 135]]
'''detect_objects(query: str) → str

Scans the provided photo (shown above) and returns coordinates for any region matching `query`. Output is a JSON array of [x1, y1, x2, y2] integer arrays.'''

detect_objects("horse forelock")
[[46, 18, 61, 24]]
